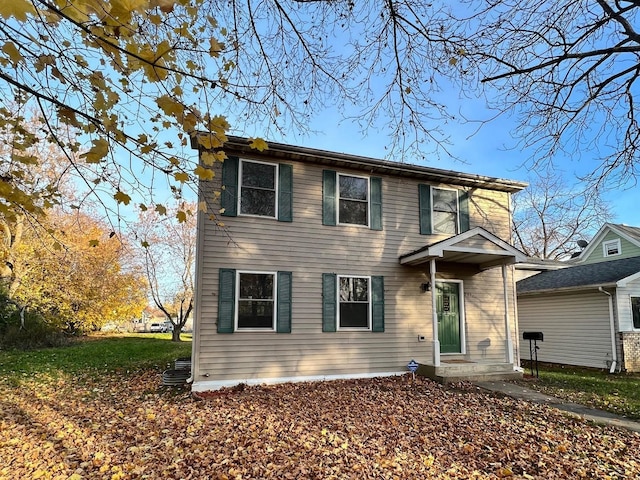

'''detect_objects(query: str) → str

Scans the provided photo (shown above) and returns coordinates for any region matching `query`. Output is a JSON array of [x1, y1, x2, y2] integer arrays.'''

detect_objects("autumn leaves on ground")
[[1, 351, 639, 480]]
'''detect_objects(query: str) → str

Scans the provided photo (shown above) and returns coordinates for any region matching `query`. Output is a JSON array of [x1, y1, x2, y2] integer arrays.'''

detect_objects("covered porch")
[[400, 227, 527, 383]]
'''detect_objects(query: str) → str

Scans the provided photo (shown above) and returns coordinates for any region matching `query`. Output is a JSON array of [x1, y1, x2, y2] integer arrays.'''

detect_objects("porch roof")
[[399, 227, 527, 270]]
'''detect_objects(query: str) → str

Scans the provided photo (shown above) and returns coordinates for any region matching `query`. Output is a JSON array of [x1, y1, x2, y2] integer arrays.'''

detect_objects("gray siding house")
[[517, 224, 640, 372], [191, 137, 527, 391]]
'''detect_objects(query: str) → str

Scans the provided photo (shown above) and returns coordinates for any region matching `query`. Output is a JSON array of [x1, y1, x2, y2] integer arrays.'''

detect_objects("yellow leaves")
[[155, 204, 167, 215], [109, 0, 149, 23], [194, 165, 214, 180], [207, 115, 230, 135], [0, 0, 35, 20], [174, 172, 189, 183], [156, 95, 185, 118], [2, 42, 22, 65], [196, 132, 226, 150], [81, 138, 110, 164], [113, 191, 131, 205], [176, 210, 187, 223], [89, 239, 100, 247], [209, 38, 224, 57], [201, 150, 226, 166], [198, 201, 207, 213], [249, 137, 268, 151]]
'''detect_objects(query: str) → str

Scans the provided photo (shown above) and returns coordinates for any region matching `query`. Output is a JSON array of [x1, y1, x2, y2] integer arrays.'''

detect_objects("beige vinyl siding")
[[194, 158, 516, 387], [581, 230, 640, 264], [518, 292, 614, 369]]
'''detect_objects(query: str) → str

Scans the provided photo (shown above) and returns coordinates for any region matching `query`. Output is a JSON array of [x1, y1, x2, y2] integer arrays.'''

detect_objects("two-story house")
[[190, 136, 527, 392], [517, 223, 640, 372]]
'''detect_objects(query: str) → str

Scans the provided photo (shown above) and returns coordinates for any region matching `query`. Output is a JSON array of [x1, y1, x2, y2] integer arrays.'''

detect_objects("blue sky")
[[255, 97, 640, 230]]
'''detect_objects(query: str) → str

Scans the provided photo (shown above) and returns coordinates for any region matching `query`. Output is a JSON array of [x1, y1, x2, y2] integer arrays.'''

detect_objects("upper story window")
[[240, 160, 277, 217], [323, 170, 382, 230], [418, 184, 469, 236], [432, 187, 459, 234], [603, 238, 621, 257], [338, 174, 369, 226], [220, 157, 292, 222]]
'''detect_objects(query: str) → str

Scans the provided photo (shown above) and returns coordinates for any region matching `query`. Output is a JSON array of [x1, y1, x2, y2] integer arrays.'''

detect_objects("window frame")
[[238, 159, 279, 219], [235, 270, 277, 332], [337, 173, 370, 227], [431, 186, 460, 234], [337, 274, 372, 331], [602, 238, 621, 257], [632, 296, 640, 330]]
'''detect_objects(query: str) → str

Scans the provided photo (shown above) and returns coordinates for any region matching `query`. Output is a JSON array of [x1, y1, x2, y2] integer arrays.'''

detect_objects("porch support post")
[[502, 264, 514, 364], [431, 259, 440, 366]]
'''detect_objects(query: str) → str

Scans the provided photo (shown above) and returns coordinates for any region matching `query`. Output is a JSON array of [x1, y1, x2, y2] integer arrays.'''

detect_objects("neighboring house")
[[191, 136, 528, 391], [574, 223, 640, 264], [517, 223, 640, 372]]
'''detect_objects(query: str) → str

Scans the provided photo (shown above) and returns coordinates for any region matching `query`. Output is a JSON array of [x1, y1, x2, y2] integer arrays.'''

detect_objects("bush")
[[0, 292, 73, 350]]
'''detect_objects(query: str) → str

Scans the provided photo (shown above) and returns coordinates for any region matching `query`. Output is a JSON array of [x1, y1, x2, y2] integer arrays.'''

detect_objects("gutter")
[[598, 287, 618, 373]]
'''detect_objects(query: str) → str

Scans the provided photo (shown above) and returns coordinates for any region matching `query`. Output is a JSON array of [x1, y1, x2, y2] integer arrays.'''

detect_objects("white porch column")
[[502, 264, 514, 364], [431, 259, 440, 366]]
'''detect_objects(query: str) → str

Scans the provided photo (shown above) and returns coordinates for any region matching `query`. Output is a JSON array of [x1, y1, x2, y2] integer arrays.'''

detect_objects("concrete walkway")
[[475, 380, 640, 433]]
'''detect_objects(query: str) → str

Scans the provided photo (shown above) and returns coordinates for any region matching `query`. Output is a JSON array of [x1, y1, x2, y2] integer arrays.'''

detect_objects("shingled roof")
[[517, 255, 640, 295]]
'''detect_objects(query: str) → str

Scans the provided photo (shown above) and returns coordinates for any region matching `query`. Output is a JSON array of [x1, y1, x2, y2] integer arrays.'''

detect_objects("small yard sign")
[[407, 359, 419, 373]]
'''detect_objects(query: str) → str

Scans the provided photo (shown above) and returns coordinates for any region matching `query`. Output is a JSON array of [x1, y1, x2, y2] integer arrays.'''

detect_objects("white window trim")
[[337, 274, 372, 331], [631, 296, 640, 330], [235, 270, 277, 332], [336, 173, 370, 228], [431, 187, 460, 234], [238, 159, 279, 219], [602, 238, 621, 257]]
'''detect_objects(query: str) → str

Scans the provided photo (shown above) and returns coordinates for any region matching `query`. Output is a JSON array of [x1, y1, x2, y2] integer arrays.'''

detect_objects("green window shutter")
[[278, 164, 293, 222], [322, 170, 337, 226], [419, 184, 432, 235], [458, 190, 470, 233], [277, 271, 292, 333], [322, 273, 337, 332], [370, 177, 383, 231], [217, 268, 236, 333], [221, 156, 238, 217], [371, 276, 385, 332]]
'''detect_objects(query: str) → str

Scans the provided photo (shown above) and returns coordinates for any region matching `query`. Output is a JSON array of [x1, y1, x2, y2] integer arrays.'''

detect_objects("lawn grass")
[[520, 363, 640, 419], [0, 333, 192, 385]]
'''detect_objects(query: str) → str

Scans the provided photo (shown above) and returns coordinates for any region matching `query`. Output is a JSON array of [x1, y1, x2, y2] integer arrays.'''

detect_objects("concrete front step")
[[416, 362, 522, 384]]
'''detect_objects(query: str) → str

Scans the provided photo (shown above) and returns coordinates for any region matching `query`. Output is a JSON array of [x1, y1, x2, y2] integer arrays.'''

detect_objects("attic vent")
[[603, 239, 621, 257]]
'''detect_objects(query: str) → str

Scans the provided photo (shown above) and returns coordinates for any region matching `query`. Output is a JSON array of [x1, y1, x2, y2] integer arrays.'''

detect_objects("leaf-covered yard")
[[2, 371, 640, 480]]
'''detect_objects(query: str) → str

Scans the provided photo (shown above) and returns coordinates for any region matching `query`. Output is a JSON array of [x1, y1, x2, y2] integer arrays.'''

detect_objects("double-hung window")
[[338, 276, 370, 329], [240, 160, 277, 217], [338, 174, 369, 226], [418, 184, 469, 235], [432, 187, 459, 234], [220, 157, 293, 221], [322, 273, 384, 332], [322, 170, 383, 230], [237, 272, 275, 330], [217, 269, 292, 333]]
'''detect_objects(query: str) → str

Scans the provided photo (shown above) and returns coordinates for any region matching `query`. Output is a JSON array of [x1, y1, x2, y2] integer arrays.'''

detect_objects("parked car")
[[149, 323, 166, 333]]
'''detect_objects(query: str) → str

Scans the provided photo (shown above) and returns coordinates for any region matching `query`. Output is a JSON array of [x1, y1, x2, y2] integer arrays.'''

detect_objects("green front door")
[[436, 282, 461, 354]]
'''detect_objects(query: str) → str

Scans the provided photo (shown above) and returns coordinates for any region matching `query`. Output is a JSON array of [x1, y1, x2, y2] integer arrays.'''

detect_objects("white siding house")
[[192, 136, 527, 391], [517, 253, 640, 372]]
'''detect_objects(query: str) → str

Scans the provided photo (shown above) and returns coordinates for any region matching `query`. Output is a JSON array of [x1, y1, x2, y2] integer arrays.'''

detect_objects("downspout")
[[598, 287, 618, 373]]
